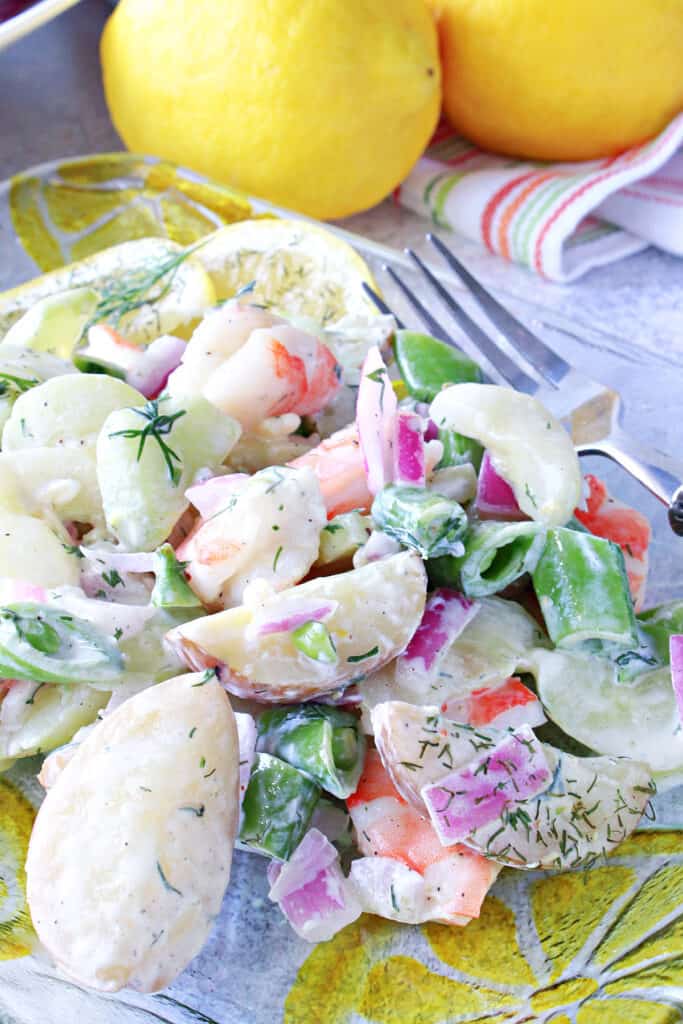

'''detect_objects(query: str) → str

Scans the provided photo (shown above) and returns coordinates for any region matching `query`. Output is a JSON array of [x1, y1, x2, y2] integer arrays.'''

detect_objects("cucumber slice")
[[530, 646, 683, 782], [0, 603, 123, 685], [97, 395, 240, 550], [3, 374, 143, 451]]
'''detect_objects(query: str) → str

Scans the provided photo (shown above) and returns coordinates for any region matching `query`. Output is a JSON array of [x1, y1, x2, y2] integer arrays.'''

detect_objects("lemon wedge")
[[195, 219, 379, 324], [0, 238, 216, 345]]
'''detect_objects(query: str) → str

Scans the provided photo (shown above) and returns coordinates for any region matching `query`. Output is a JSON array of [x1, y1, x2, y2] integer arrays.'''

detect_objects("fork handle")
[[575, 427, 683, 536]]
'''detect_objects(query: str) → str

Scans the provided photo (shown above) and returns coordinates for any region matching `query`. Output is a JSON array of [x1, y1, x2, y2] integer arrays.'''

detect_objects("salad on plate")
[[0, 220, 678, 995]]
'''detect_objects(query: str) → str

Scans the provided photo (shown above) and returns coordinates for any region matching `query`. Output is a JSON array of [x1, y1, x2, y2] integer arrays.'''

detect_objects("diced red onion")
[[356, 347, 397, 496], [424, 419, 440, 442], [126, 335, 186, 399], [268, 828, 361, 942], [250, 599, 338, 638], [670, 635, 683, 725], [401, 589, 479, 674], [393, 410, 426, 486], [422, 725, 551, 846], [185, 474, 249, 519], [476, 451, 525, 521]]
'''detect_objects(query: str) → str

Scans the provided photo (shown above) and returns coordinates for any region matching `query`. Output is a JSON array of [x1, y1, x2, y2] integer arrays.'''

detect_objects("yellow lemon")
[[101, 0, 441, 219], [431, 0, 683, 160]]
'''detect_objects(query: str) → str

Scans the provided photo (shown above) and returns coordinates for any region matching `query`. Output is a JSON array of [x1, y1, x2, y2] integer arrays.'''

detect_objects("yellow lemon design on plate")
[[285, 831, 683, 1023], [3, 157, 378, 341], [0, 779, 36, 960]]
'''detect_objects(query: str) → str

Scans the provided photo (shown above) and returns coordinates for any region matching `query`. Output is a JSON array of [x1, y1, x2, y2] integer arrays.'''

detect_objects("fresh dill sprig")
[[85, 241, 206, 332], [109, 398, 186, 485], [0, 372, 40, 399]]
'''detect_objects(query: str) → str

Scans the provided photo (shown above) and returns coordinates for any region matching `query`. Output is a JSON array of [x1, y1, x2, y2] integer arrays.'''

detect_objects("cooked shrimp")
[[290, 423, 443, 521], [201, 324, 340, 431], [346, 749, 499, 924], [574, 473, 650, 610], [289, 424, 372, 520], [177, 465, 326, 608], [167, 302, 286, 399]]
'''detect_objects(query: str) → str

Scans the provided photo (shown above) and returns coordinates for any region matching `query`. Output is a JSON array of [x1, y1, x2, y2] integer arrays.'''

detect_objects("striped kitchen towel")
[[396, 112, 683, 282]]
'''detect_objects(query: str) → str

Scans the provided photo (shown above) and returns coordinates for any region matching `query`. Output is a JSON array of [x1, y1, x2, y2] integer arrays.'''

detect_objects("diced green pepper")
[[315, 511, 370, 572], [291, 621, 338, 664], [257, 704, 366, 799], [425, 553, 460, 590], [0, 603, 124, 685], [73, 353, 127, 380], [532, 528, 637, 648], [437, 427, 484, 472], [151, 543, 202, 609], [393, 330, 482, 403], [639, 600, 683, 662], [238, 753, 320, 860], [454, 521, 547, 598], [371, 483, 467, 559]]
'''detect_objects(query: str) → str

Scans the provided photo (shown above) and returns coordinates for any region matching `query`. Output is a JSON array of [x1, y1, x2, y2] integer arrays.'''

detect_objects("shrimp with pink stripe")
[[167, 301, 342, 431], [345, 749, 499, 924]]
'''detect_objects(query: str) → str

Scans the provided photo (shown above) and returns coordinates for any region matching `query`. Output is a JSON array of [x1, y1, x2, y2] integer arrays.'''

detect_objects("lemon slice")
[[1, 287, 99, 359], [0, 238, 216, 345], [194, 219, 379, 323]]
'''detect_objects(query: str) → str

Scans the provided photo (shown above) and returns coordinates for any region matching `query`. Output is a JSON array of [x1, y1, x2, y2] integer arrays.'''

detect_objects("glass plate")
[[0, 153, 681, 1024]]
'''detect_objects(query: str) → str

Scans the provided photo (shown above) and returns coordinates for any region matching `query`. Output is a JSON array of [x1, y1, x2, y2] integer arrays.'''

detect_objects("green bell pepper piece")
[[532, 528, 637, 648], [453, 520, 547, 598], [437, 427, 484, 472], [72, 353, 127, 380], [257, 704, 366, 799], [151, 543, 202, 609], [393, 330, 482, 403], [291, 621, 338, 664], [638, 600, 683, 662], [238, 753, 320, 860], [316, 511, 370, 572], [0, 603, 124, 685], [371, 483, 467, 559]]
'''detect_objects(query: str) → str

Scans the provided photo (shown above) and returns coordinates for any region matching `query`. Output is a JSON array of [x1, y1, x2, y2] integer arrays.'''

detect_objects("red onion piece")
[[126, 335, 186, 399], [393, 410, 426, 486], [268, 828, 361, 942], [401, 589, 479, 674], [424, 418, 440, 442], [422, 726, 552, 846], [476, 451, 525, 521], [185, 474, 249, 519], [250, 599, 338, 638], [356, 347, 397, 496]]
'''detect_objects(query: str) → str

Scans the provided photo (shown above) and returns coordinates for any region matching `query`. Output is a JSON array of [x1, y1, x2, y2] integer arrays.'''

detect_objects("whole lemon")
[[431, 0, 683, 161], [101, 0, 441, 219]]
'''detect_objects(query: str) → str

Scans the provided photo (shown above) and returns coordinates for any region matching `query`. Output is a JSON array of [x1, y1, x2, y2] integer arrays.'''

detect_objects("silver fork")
[[364, 234, 683, 536]]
